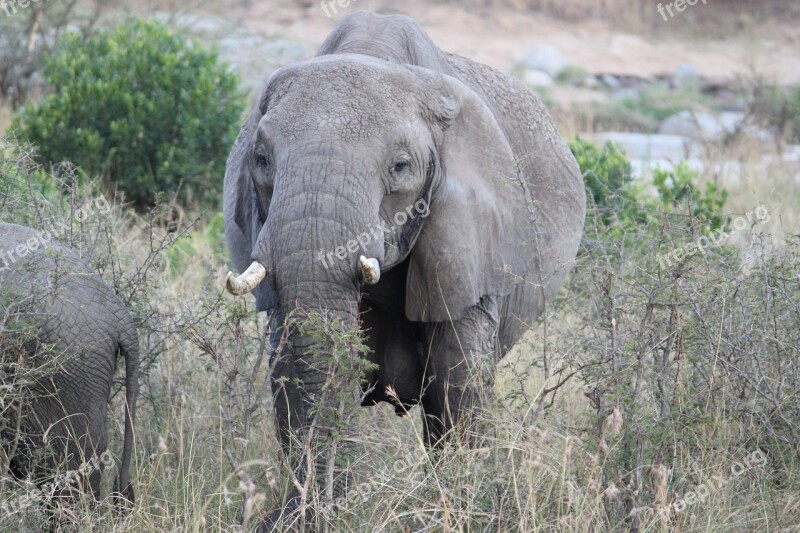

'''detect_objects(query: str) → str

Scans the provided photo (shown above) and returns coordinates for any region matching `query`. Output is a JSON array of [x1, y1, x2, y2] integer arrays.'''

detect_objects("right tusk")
[[359, 255, 381, 285], [226, 261, 267, 295]]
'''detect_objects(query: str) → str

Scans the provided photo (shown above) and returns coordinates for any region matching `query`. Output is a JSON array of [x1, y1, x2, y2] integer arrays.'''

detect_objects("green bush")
[[561, 137, 794, 530], [652, 161, 728, 233], [570, 137, 727, 236], [12, 19, 245, 210], [570, 137, 633, 210]]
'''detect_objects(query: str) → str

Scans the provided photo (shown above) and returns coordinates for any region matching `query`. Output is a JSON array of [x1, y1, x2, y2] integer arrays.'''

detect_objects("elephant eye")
[[254, 148, 270, 169], [390, 158, 411, 175], [250, 143, 273, 186]]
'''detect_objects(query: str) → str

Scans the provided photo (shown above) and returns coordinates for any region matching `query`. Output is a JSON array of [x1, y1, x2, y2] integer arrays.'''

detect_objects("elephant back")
[[0, 222, 126, 373]]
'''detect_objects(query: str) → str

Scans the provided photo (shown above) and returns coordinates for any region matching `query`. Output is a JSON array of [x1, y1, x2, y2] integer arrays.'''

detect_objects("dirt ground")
[[211, 0, 800, 84]]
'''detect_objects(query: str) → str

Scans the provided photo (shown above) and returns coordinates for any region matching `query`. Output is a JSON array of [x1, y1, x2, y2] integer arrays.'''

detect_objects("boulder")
[[522, 69, 554, 88], [514, 44, 568, 78], [658, 111, 743, 142], [672, 63, 700, 89], [599, 74, 621, 90], [590, 132, 702, 161]]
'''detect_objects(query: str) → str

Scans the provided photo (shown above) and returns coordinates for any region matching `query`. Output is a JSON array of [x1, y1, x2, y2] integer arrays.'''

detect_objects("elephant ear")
[[405, 72, 534, 323], [222, 110, 278, 312]]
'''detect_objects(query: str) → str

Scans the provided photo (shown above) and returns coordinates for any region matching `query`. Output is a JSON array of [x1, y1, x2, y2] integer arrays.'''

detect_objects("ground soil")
[[212, 0, 800, 84]]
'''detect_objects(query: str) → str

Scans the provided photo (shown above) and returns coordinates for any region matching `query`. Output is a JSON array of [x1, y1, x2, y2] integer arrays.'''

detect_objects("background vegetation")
[[1, 2, 799, 532], [12, 19, 244, 211]]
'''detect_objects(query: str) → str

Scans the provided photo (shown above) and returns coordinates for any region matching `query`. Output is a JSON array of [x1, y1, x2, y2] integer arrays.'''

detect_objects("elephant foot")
[[112, 486, 135, 513]]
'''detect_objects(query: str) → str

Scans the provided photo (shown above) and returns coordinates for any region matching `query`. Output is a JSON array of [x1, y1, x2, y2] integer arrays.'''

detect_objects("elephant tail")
[[114, 325, 139, 508]]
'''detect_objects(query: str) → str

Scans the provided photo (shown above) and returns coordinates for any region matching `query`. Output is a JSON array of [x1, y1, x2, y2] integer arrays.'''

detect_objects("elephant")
[[223, 11, 585, 523], [0, 222, 138, 506]]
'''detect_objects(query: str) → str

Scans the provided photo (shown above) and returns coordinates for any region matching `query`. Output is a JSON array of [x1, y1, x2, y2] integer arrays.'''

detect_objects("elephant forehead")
[[267, 62, 416, 142]]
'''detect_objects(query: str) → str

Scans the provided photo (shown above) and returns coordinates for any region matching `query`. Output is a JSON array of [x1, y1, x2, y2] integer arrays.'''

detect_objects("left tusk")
[[359, 256, 381, 285], [226, 261, 267, 295]]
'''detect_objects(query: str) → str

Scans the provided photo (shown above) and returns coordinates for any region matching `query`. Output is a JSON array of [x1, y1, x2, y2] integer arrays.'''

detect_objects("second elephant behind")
[[0, 222, 138, 503]]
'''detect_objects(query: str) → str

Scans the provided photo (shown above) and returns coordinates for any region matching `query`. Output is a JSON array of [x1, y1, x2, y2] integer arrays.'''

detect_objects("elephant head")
[[223, 12, 585, 523], [225, 54, 551, 315]]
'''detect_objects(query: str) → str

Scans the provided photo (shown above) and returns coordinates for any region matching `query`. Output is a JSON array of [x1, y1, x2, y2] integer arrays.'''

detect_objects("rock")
[[599, 74, 621, 90], [742, 125, 776, 144], [514, 44, 568, 78], [672, 63, 700, 89], [583, 75, 600, 89], [154, 12, 235, 36], [148, 12, 311, 98], [522, 69, 553, 88], [590, 132, 702, 161], [764, 145, 800, 165], [658, 111, 742, 142], [218, 35, 310, 96]]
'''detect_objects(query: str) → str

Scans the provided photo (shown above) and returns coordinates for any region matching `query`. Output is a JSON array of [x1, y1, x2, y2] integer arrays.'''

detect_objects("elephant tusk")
[[359, 256, 381, 285], [226, 261, 267, 295]]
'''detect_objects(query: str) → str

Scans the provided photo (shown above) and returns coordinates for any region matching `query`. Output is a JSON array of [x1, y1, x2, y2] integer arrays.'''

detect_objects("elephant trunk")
[[265, 183, 373, 510], [274, 275, 362, 509]]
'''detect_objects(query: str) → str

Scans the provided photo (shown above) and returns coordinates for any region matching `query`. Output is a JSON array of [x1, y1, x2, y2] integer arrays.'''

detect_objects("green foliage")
[[569, 137, 656, 237], [164, 213, 227, 276], [652, 161, 728, 233], [560, 136, 791, 531], [570, 137, 727, 238], [570, 137, 632, 211], [12, 19, 245, 210], [289, 309, 376, 427]]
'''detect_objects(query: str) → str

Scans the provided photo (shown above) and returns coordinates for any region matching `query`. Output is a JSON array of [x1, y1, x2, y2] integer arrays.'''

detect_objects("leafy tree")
[[13, 19, 245, 210]]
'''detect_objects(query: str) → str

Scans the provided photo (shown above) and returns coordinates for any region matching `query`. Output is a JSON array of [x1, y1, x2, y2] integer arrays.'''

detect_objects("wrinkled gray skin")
[[224, 11, 584, 522], [0, 223, 138, 503]]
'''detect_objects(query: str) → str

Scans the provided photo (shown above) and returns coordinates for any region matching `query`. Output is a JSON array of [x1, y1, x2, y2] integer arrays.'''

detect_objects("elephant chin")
[[226, 261, 267, 295]]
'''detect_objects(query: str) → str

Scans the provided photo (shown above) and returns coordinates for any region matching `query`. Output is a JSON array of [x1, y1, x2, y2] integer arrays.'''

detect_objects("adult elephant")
[[0, 223, 138, 505], [223, 11, 584, 523]]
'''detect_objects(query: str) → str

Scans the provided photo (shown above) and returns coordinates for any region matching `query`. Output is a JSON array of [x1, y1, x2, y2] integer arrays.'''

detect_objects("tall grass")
[[1, 136, 799, 532]]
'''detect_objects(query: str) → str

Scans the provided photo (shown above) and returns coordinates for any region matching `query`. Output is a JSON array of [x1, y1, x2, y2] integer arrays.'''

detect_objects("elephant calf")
[[0, 222, 137, 505]]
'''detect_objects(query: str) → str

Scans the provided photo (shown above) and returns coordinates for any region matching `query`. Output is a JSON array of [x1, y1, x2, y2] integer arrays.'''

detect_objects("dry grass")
[[2, 4, 800, 526], [3, 145, 799, 531], [0, 105, 13, 140]]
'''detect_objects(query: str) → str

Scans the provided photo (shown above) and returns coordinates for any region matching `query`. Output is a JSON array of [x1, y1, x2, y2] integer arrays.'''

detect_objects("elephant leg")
[[265, 309, 301, 457], [421, 295, 500, 447]]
